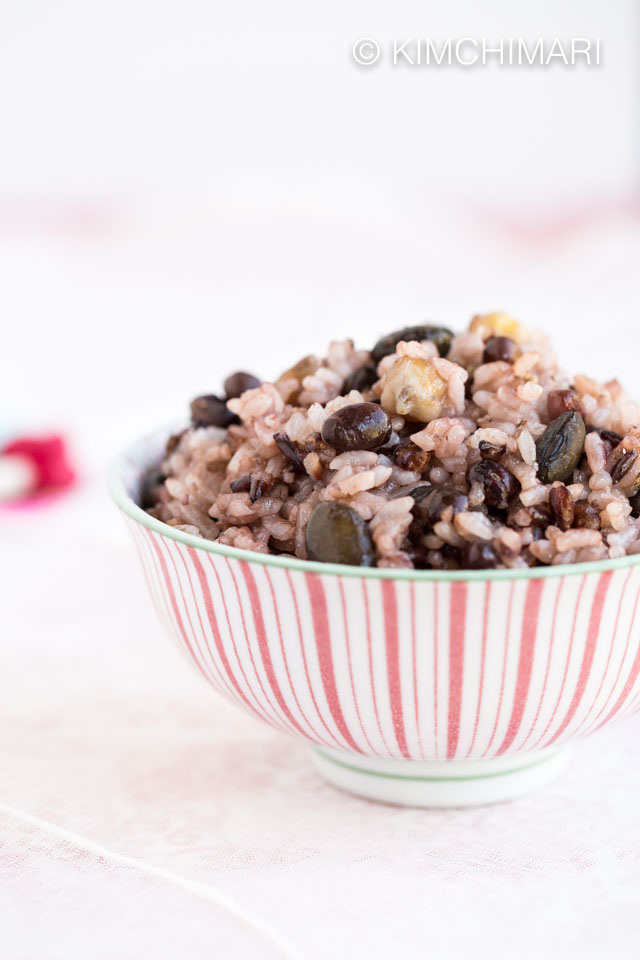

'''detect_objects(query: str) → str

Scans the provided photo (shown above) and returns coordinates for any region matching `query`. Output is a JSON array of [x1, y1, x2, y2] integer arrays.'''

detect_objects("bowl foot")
[[311, 745, 567, 808]]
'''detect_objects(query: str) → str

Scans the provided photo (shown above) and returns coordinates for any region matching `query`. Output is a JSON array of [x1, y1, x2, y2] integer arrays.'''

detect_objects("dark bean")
[[430, 545, 462, 570], [464, 542, 500, 570], [482, 336, 519, 365], [190, 395, 239, 429], [629, 491, 640, 519], [411, 486, 467, 528], [321, 402, 392, 452], [549, 485, 575, 531], [599, 428, 623, 447], [466, 460, 518, 511], [305, 501, 374, 566], [223, 371, 260, 399], [409, 483, 432, 503], [250, 476, 269, 502], [611, 449, 638, 484], [547, 389, 584, 421], [342, 365, 378, 395], [166, 429, 187, 456], [371, 324, 454, 363], [230, 475, 251, 493], [478, 440, 507, 461], [406, 545, 432, 569], [573, 501, 601, 530], [536, 412, 586, 484], [395, 444, 431, 473], [273, 432, 305, 471], [528, 502, 552, 528]]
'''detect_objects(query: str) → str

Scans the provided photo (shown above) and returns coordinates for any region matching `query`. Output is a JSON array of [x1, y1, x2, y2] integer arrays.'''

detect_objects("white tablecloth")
[[2, 481, 640, 959]]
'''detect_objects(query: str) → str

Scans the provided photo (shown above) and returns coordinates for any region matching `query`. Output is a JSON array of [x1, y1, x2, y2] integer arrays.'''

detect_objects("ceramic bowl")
[[109, 426, 640, 807]]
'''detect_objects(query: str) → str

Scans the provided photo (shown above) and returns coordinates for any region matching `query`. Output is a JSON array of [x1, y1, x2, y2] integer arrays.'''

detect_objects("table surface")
[[2, 480, 640, 960]]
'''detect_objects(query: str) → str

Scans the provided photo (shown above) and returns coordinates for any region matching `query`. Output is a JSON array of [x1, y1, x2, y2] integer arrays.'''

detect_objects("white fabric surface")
[[2, 485, 640, 959]]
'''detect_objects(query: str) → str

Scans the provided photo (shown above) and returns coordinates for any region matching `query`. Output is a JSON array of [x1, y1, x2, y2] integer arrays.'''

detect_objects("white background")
[[2, 2, 640, 958]]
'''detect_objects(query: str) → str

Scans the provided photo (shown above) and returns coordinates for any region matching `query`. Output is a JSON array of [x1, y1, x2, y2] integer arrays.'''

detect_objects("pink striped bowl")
[[110, 427, 640, 806]]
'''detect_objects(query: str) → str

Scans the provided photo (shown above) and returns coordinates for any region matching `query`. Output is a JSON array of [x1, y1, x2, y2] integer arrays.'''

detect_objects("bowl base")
[[311, 745, 567, 808]]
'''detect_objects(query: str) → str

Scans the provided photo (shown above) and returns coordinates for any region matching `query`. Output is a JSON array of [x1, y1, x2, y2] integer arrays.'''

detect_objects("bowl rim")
[[108, 425, 640, 584]]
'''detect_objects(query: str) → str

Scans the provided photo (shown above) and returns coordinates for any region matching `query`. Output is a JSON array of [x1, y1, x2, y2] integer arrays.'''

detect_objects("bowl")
[[109, 425, 640, 807]]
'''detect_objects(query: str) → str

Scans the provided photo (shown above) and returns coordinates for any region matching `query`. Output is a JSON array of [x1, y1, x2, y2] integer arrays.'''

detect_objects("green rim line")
[[313, 748, 562, 782], [108, 424, 640, 584]]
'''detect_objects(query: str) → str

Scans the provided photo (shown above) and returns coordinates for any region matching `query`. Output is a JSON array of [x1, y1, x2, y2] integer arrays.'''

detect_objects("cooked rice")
[[146, 313, 640, 569]]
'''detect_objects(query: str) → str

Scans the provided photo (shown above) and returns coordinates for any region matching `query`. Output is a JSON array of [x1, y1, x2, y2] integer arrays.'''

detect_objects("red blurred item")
[[0, 434, 76, 502]]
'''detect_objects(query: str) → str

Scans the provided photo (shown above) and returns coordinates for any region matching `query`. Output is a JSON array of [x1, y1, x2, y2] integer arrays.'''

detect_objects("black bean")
[[482, 336, 519, 364], [342, 365, 378, 395], [411, 486, 467, 527], [394, 444, 431, 473], [430, 545, 462, 571], [230, 475, 251, 493], [478, 440, 506, 461], [611, 449, 638, 484], [599, 429, 623, 447], [408, 484, 432, 503], [466, 460, 518, 511], [321, 402, 392, 452], [536, 412, 586, 484], [573, 501, 601, 530], [371, 324, 454, 363], [250, 476, 269, 502], [549, 485, 575, 531], [305, 502, 374, 567], [528, 502, 552, 528], [223, 371, 260, 399], [273, 432, 305, 471], [464, 542, 500, 569], [629, 491, 640, 519], [547, 389, 584, 421], [190, 395, 239, 429]]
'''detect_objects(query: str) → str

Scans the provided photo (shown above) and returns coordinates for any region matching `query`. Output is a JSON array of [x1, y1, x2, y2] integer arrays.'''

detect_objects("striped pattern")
[[125, 517, 640, 762]]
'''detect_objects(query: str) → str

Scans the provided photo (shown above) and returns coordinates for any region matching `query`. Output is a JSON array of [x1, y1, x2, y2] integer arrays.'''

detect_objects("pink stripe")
[[145, 530, 209, 683], [129, 524, 170, 628], [337, 579, 375, 752], [206, 555, 275, 723], [158, 535, 216, 686], [263, 567, 332, 746], [306, 574, 363, 753], [496, 579, 544, 755], [546, 571, 613, 745], [594, 583, 640, 731], [465, 582, 491, 758], [174, 543, 226, 693], [530, 576, 587, 751], [433, 584, 439, 758], [573, 568, 632, 736], [381, 580, 409, 758], [518, 578, 565, 750], [588, 575, 639, 730], [240, 565, 308, 737], [482, 581, 515, 757], [446, 582, 467, 759], [409, 582, 424, 757], [188, 548, 266, 715], [225, 557, 284, 725], [361, 580, 393, 755], [285, 569, 344, 748]]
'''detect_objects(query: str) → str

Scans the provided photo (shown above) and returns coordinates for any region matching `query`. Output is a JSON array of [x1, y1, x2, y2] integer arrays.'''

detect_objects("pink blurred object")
[[0, 434, 76, 503]]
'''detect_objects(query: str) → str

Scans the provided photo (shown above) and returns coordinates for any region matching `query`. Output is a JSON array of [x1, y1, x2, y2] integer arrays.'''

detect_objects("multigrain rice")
[[146, 312, 640, 569]]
